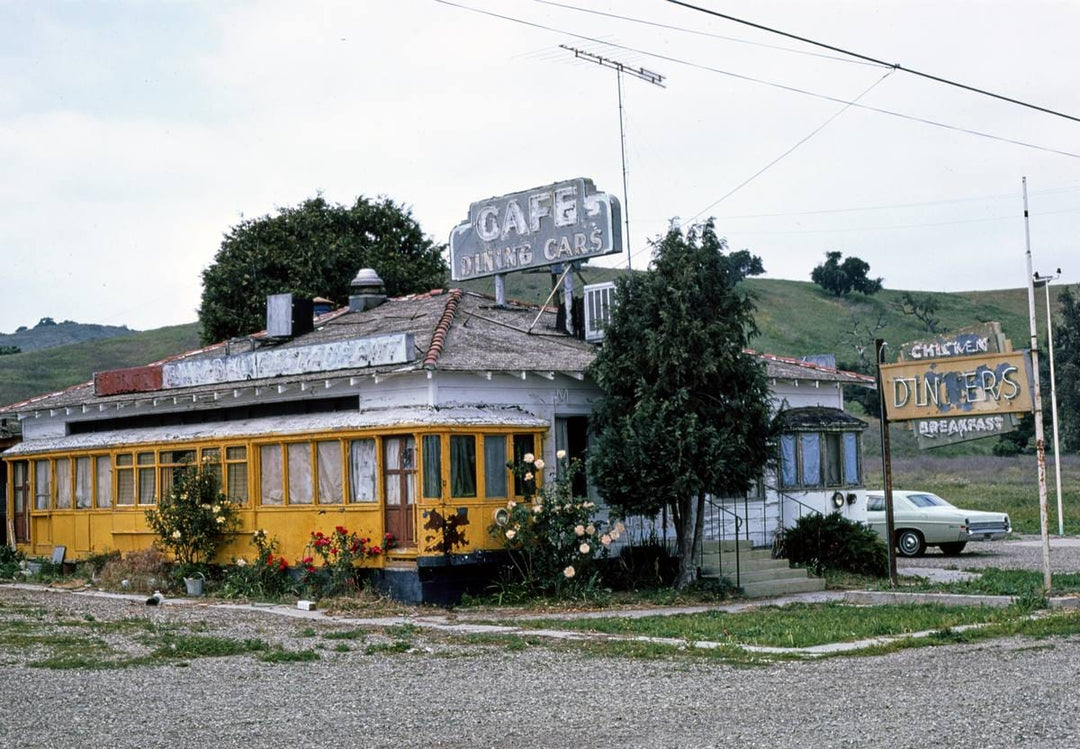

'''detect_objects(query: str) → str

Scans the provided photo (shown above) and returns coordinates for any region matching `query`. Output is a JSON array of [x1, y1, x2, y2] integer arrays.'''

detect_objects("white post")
[[1042, 274, 1065, 535], [1022, 177, 1053, 591]]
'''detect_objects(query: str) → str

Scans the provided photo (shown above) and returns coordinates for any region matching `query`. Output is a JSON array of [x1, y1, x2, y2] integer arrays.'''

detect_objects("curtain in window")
[[34, 460, 50, 509], [349, 439, 377, 502], [226, 446, 248, 504], [260, 445, 284, 505], [825, 433, 843, 486], [317, 441, 343, 504], [484, 436, 507, 498], [137, 453, 155, 505], [422, 435, 442, 499], [800, 433, 821, 487], [53, 458, 72, 509], [450, 435, 476, 498], [75, 457, 92, 509], [843, 433, 860, 485], [780, 435, 797, 487], [95, 456, 112, 508], [116, 455, 134, 506], [287, 443, 314, 504]]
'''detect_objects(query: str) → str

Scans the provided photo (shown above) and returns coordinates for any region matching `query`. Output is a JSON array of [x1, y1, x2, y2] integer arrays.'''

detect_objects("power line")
[[667, 0, 1080, 125], [431, 0, 1080, 159], [528, 0, 886, 68], [687, 69, 895, 223]]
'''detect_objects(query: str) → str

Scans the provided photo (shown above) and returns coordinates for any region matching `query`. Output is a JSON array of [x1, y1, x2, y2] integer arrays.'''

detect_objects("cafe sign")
[[880, 350, 1034, 422], [449, 178, 622, 281]]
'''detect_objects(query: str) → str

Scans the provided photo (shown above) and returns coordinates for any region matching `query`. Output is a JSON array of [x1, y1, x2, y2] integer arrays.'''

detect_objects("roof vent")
[[583, 281, 616, 343], [266, 293, 314, 339], [349, 268, 387, 311]]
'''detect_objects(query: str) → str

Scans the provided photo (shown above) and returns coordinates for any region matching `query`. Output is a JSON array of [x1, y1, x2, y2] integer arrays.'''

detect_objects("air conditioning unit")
[[583, 281, 616, 343]]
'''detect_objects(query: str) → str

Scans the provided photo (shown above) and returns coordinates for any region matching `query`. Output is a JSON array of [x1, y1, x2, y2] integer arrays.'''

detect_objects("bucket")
[[183, 575, 205, 597]]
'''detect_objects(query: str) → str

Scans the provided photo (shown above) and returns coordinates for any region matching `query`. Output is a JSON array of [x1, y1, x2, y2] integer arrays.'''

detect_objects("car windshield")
[[907, 493, 950, 508]]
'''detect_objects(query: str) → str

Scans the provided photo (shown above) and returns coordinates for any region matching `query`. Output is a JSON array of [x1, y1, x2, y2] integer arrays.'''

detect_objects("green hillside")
[[0, 323, 201, 408], [0, 274, 1068, 412], [0, 318, 136, 353]]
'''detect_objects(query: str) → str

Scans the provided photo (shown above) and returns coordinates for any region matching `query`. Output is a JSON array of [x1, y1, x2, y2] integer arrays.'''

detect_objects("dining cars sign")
[[449, 178, 622, 281], [880, 350, 1035, 422]]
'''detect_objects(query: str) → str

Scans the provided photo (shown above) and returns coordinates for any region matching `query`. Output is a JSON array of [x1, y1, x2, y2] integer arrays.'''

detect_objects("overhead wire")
[[527, 0, 886, 68], [431, 0, 1080, 160], [667, 0, 1080, 125]]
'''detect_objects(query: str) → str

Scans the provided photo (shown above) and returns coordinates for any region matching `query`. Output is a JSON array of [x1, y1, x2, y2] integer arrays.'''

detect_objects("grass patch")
[[364, 640, 412, 655], [498, 602, 1020, 648], [149, 634, 268, 659], [910, 567, 1080, 597]]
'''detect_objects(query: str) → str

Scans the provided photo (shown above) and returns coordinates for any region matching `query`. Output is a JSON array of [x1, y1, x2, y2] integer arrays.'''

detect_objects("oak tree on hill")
[[811, 251, 883, 297], [198, 195, 447, 344], [588, 220, 776, 589]]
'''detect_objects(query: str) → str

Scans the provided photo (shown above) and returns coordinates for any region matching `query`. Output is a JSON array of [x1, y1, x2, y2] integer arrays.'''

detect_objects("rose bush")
[[145, 466, 238, 574], [493, 452, 618, 597], [301, 525, 389, 598]]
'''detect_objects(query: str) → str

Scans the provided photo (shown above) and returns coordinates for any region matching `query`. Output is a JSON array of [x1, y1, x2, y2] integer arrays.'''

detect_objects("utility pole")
[[561, 45, 665, 271], [1022, 177, 1053, 592]]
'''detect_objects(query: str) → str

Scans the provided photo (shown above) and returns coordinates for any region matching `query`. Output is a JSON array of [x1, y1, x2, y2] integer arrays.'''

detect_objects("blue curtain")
[[780, 435, 797, 487], [801, 433, 821, 487]]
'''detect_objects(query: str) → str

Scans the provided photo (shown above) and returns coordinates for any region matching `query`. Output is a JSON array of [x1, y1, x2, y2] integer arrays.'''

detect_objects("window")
[[778, 430, 863, 490], [484, 435, 507, 499], [137, 452, 156, 505], [34, 459, 51, 510], [349, 439, 376, 502], [843, 433, 860, 485], [422, 435, 442, 499], [200, 447, 223, 492], [450, 435, 476, 498], [512, 433, 535, 495], [225, 446, 248, 504], [260, 444, 284, 505], [95, 455, 112, 508], [317, 441, 343, 504], [75, 457, 92, 509], [287, 443, 313, 504], [867, 495, 884, 512], [160, 450, 196, 497], [55, 458, 72, 509], [116, 454, 135, 505], [800, 434, 821, 487]]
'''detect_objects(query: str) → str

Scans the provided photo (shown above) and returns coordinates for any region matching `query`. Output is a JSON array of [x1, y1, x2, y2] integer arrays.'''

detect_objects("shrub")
[[491, 453, 617, 597], [218, 530, 296, 600], [144, 465, 239, 572], [775, 512, 887, 577], [603, 537, 677, 591], [98, 548, 174, 593], [300, 525, 386, 598], [0, 545, 25, 579]]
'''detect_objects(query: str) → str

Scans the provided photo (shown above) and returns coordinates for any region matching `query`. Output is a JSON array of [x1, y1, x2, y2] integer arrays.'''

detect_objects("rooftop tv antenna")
[[561, 45, 665, 271]]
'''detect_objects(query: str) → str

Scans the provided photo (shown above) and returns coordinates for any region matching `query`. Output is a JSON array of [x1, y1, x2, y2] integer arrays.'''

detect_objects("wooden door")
[[12, 461, 29, 544], [383, 436, 416, 547]]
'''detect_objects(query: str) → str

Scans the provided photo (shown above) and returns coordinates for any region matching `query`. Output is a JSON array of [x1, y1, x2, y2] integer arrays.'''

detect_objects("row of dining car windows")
[[20, 433, 537, 511]]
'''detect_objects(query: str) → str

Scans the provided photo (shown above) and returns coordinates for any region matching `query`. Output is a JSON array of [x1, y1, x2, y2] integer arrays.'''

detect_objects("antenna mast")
[[561, 45, 665, 271]]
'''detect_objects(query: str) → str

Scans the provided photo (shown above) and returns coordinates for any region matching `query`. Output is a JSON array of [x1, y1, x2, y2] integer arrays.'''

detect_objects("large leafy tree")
[[811, 251, 883, 297], [588, 220, 776, 589], [198, 195, 447, 344]]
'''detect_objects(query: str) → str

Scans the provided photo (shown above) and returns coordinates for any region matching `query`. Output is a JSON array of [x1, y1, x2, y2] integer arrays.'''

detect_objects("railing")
[[766, 483, 824, 558], [700, 495, 743, 588]]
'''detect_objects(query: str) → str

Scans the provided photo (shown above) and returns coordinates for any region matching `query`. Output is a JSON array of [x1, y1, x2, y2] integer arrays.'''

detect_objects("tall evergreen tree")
[[1054, 285, 1080, 452], [588, 220, 776, 588]]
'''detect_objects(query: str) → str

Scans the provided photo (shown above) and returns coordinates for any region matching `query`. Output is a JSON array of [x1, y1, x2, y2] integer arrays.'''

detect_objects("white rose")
[[556, 449, 566, 460], [579, 543, 590, 554], [574, 524, 585, 536], [523, 453, 535, 463], [505, 529, 517, 540], [563, 566, 575, 578], [533, 458, 545, 470]]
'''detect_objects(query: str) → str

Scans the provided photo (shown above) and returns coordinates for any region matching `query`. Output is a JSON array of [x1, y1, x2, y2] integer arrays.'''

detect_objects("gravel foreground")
[[2, 586, 1080, 749]]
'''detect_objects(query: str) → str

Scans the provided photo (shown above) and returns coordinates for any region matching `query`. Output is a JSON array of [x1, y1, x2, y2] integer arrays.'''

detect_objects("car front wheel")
[[896, 529, 926, 557], [939, 542, 967, 556]]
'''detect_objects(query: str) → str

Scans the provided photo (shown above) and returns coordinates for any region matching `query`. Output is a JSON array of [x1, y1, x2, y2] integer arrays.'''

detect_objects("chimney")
[[349, 268, 387, 311]]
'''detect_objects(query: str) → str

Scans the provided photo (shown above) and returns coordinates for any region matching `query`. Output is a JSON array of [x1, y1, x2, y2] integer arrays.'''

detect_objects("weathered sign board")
[[448, 178, 622, 282], [880, 349, 1034, 422], [898, 323, 1019, 448], [162, 334, 415, 389]]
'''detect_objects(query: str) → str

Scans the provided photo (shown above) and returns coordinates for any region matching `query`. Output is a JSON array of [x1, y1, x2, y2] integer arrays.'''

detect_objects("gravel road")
[[2, 585, 1079, 749], [902, 535, 1080, 573]]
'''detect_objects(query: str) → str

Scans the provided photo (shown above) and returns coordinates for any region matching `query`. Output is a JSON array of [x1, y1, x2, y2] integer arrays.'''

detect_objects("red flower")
[[300, 556, 313, 565], [278, 558, 288, 571], [266, 554, 275, 566], [385, 532, 394, 540], [313, 531, 324, 539], [335, 525, 347, 535], [329, 548, 338, 555], [370, 545, 382, 555]]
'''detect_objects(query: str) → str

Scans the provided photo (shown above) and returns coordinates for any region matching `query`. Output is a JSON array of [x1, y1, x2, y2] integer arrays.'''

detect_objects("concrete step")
[[701, 564, 809, 584], [701, 550, 778, 567], [740, 576, 827, 598]]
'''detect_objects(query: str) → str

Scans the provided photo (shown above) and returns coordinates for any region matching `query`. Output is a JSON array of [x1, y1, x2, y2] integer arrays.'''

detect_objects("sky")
[[1, 0, 1078, 334]]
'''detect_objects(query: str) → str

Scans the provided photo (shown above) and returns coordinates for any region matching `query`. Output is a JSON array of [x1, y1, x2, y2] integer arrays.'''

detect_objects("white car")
[[866, 490, 1011, 557]]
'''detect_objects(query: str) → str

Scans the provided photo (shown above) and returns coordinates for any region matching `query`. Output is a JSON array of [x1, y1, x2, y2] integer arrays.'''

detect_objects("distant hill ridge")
[[0, 275, 1066, 409], [0, 317, 136, 353]]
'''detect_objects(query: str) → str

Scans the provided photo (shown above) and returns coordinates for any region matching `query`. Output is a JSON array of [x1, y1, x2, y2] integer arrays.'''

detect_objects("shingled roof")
[[1, 290, 596, 415]]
